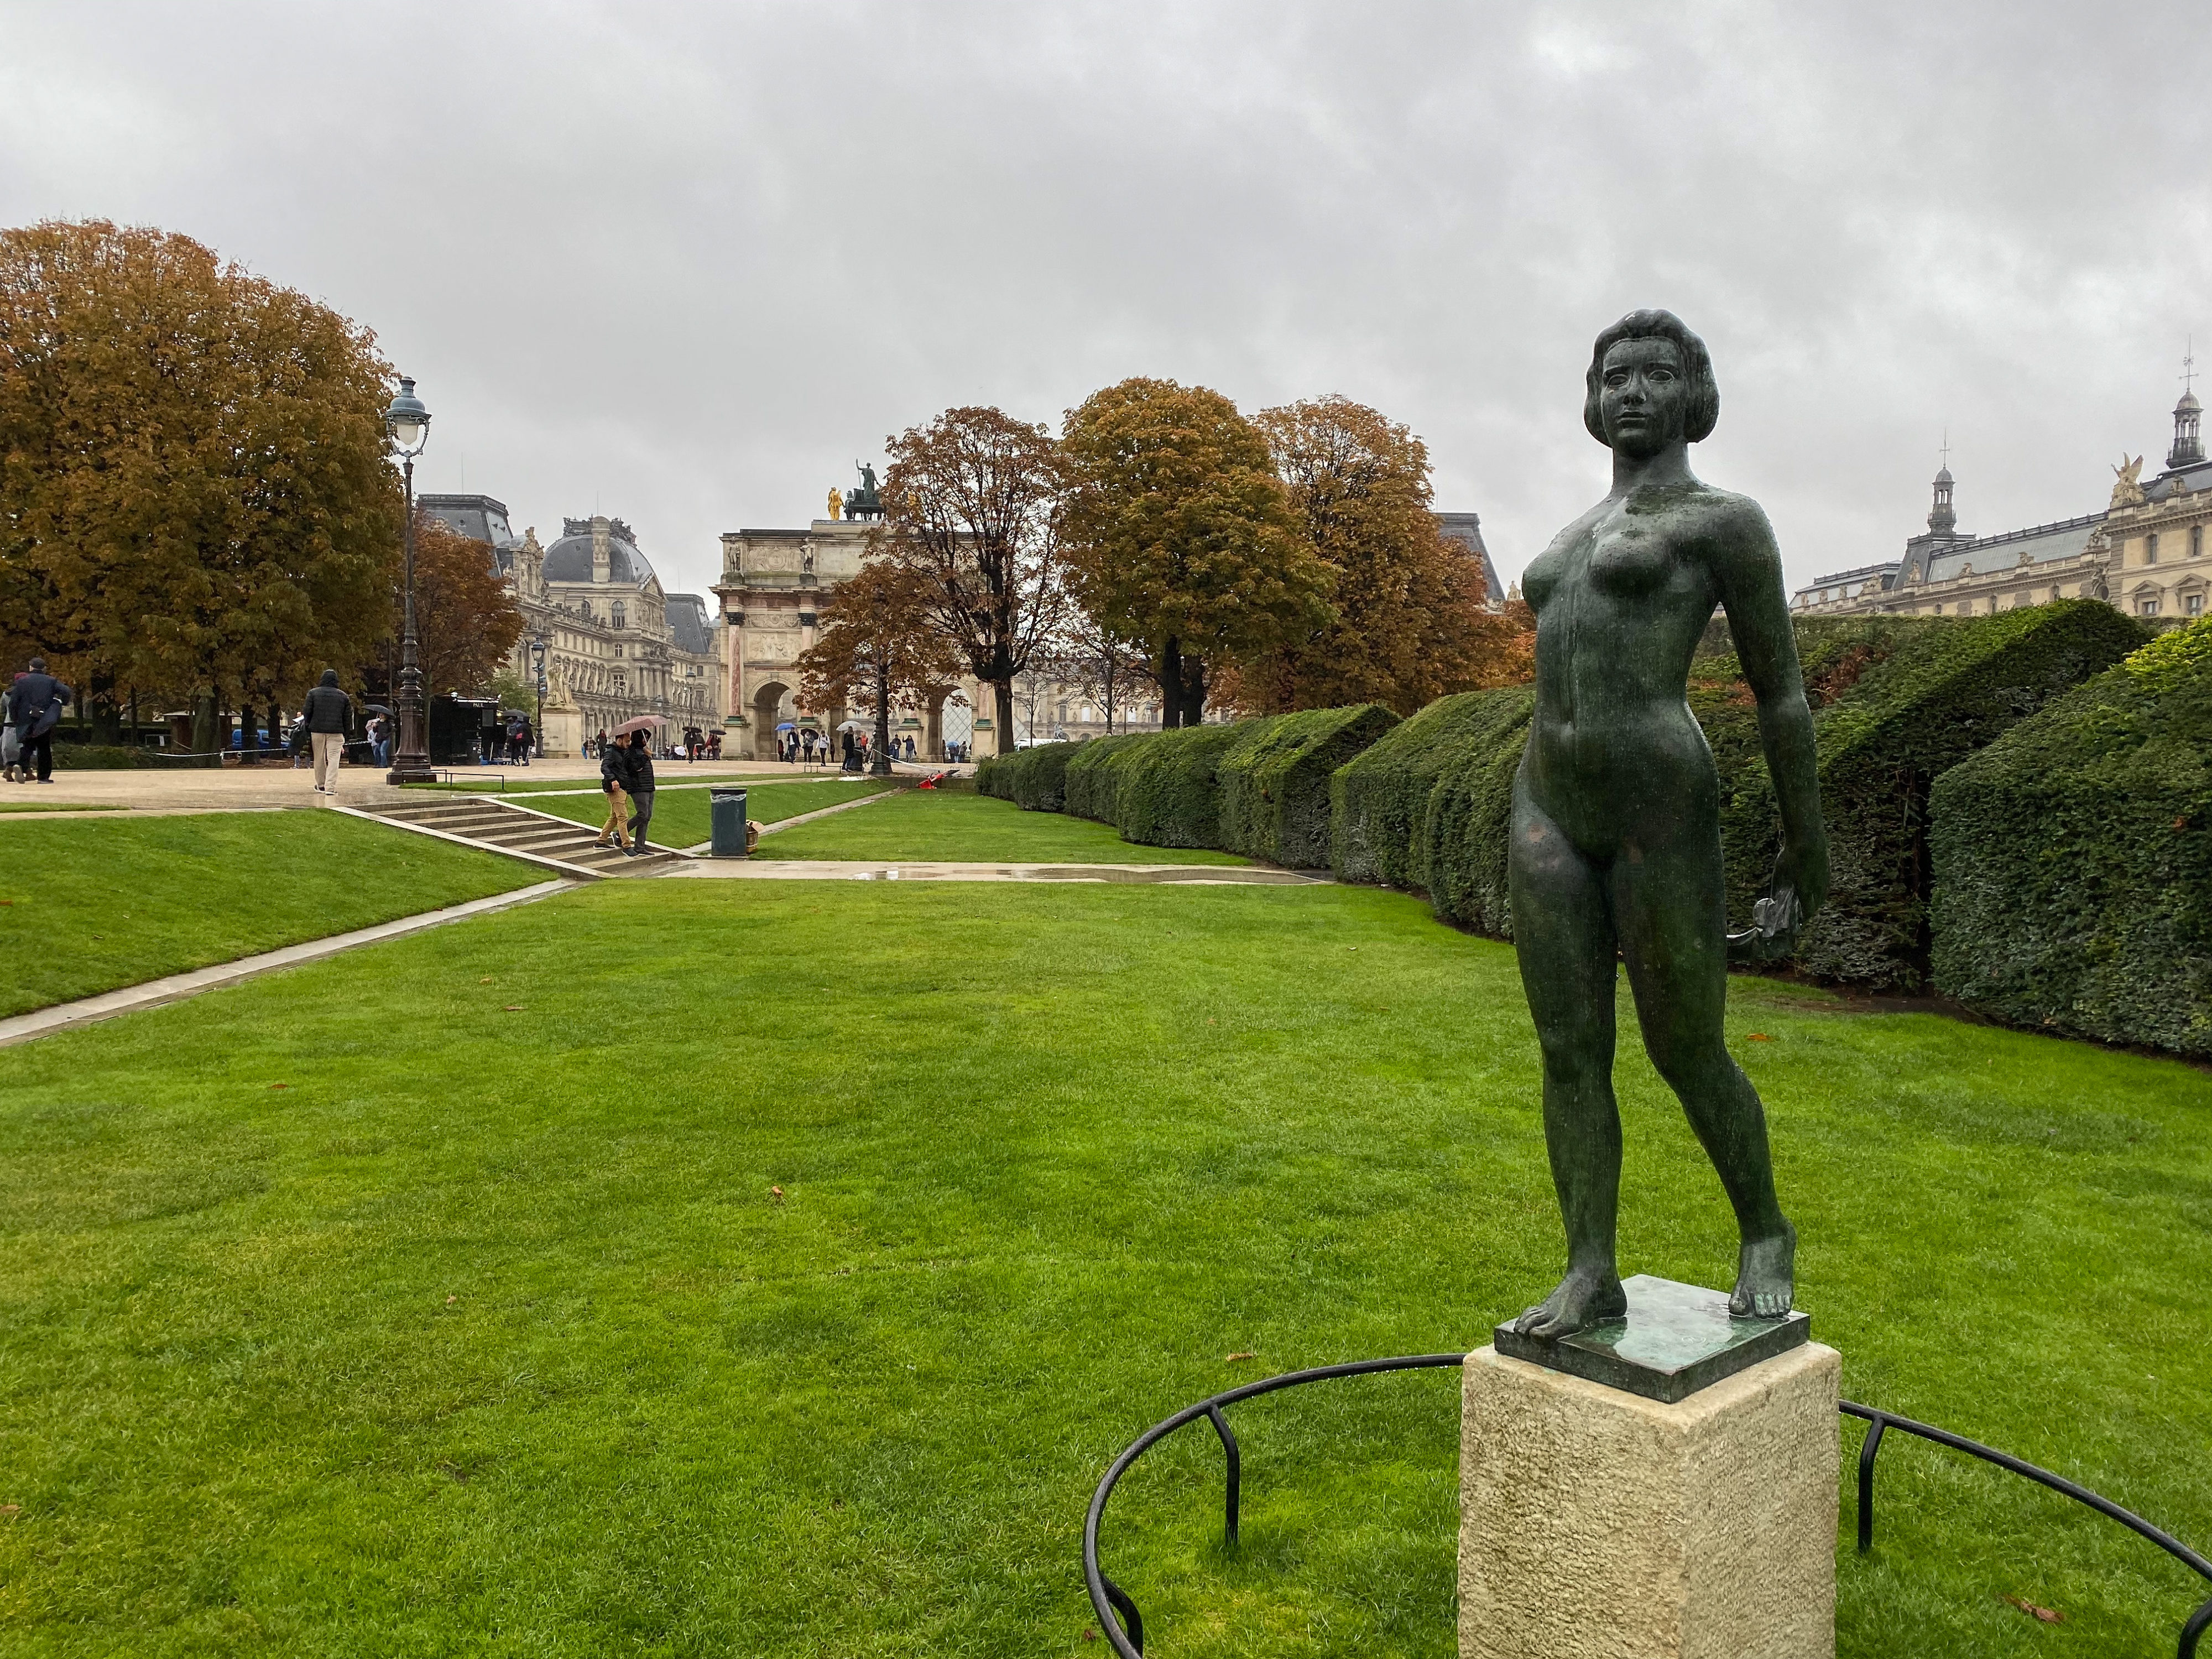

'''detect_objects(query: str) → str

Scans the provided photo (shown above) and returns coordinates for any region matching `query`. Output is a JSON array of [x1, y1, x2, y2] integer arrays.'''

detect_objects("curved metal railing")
[[1083, 1354, 2212, 1658]]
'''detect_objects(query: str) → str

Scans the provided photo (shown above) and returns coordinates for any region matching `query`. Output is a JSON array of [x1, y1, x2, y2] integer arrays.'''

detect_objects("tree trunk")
[[1158, 637, 1185, 728], [1181, 655, 1207, 726], [870, 660, 894, 775], [993, 678, 1015, 753]]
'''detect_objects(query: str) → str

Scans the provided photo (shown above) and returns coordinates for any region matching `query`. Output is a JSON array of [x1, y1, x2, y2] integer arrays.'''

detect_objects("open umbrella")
[[836, 719, 867, 731], [775, 721, 797, 733], [609, 715, 663, 737]]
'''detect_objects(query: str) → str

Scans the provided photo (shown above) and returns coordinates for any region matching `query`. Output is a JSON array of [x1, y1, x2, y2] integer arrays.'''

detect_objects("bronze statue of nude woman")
[[1507, 310, 1828, 1339]]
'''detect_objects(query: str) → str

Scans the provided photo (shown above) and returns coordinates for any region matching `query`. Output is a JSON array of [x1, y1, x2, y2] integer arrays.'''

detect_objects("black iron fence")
[[1083, 1353, 2212, 1658]]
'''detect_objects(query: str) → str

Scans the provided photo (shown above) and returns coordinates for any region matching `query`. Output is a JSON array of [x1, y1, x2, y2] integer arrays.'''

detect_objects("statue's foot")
[[1730, 1222, 1796, 1318], [1509, 1269, 1627, 1339]]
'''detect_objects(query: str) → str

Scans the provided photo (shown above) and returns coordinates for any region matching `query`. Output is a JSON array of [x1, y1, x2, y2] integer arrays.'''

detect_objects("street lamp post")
[[530, 636, 548, 761], [384, 377, 435, 784]]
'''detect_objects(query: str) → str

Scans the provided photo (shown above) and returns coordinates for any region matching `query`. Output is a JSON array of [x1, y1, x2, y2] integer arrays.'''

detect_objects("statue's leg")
[[1610, 826, 1795, 1316], [1505, 779, 1627, 1338]]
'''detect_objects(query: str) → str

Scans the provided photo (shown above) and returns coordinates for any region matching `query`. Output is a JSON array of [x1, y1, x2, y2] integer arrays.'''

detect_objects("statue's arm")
[[1712, 504, 1828, 919]]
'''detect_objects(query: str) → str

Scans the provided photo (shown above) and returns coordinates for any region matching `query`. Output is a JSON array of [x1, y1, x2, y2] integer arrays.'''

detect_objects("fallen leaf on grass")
[[503, 1005, 524, 1012], [770, 1185, 785, 1201], [1225, 1352, 1256, 1363], [1082, 1630, 1097, 1643], [1746, 1032, 1772, 1041], [2004, 1595, 2063, 1624], [0, 1504, 18, 1519], [479, 977, 494, 984], [269, 1083, 290, 1091], [445, 1295, 457, 1306]]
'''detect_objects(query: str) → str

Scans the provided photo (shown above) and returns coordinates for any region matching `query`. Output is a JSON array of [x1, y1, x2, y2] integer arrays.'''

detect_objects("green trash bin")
[[709, 786, 749, 858]]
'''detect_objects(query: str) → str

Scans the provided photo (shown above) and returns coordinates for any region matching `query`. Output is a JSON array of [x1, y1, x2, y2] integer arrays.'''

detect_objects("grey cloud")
[[2, 1, 2206, 600]]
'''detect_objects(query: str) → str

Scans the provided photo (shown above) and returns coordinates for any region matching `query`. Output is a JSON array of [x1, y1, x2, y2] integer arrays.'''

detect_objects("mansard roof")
[[664, 594, 714, 655]]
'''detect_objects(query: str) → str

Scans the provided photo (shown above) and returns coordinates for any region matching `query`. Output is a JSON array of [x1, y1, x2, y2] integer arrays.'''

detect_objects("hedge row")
[[1217, 703, 1400, 869], [973, 741, 1081, 812], [1329, 688, 1535, 930], [978, 704, 1401, 866], [1930, 617, 2211, 1055], [1707, 601, 2148, 988], [1326, 608, 2147, 988], [1062, 733, 1149, 823]]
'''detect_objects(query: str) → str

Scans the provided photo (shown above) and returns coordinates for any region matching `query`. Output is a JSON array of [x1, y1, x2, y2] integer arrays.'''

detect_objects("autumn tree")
[[1058, 378, 1333, 727], [0, 219, 400, 740], [399, 511, 526, 701], [873, 406, 1069, 748], [1219, 395, 1531, 714], [796, 559, 965, 772]]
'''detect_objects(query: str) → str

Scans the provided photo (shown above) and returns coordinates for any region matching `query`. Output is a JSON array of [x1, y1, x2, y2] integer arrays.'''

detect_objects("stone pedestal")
[[1458, 1337, 1840, 1658]]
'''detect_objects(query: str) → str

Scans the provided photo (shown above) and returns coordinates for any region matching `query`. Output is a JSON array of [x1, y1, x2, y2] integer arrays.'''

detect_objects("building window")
[[613, 601, 627, 629], [2188, 593, 2205, 616], [2146, 534, 2159, 565], [2138, 598, 2161, 617], [1933, 603, 1944, 615], [2194, 525, 2204, 558]]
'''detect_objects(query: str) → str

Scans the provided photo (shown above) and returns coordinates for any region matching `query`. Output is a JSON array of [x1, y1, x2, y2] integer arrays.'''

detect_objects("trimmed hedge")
[[1418, 690, 1538, 935], [1062, 732, 1151, 825], [974, 742, 1081, 811], [1217, 704, 1399, 869], [1113, 722, 1260, 849], [1713, 601, 2149, 989], [1930, 618, 2211, 1055], [1332, 689, 1535, 889]]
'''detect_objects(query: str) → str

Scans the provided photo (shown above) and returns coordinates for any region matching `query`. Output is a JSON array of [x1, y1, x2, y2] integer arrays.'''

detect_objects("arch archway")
[[753, 680, 794, 759]]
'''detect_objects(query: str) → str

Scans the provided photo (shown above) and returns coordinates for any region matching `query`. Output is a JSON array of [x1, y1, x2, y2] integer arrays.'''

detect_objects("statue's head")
[[1584, 309, 1718, 452]]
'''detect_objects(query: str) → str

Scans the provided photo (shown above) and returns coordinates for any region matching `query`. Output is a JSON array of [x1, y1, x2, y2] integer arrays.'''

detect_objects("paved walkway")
[[662, 860, 1325, 885], [0, 758, 960, 816], [0, 879, 576, 1049]]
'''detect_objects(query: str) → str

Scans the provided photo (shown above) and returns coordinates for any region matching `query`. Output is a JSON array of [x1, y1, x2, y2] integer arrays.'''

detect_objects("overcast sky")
[[3, 2, 2208, 602]]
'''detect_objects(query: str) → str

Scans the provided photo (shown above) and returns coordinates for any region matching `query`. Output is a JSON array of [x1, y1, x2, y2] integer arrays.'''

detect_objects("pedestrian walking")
[[594, 734, 631, 849], [517, 713, 534, 765], [5, 658, 71, 784], [300, 670, 351, 793], [622, 728, 656, 855]]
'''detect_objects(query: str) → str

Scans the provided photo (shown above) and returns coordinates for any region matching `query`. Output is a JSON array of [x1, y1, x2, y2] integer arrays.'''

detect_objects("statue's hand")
[[1772, 834, 1829, 925]]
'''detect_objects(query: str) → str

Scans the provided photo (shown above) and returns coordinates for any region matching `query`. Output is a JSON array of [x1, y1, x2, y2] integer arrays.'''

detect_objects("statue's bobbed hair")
[[1584, 309, 1719, 446]]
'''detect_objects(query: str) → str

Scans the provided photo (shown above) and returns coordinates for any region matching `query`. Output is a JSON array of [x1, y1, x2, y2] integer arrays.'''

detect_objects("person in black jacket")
[[6, 658, 71, 785], [299, 670, 352, 795], [623, 728, 656, 855]]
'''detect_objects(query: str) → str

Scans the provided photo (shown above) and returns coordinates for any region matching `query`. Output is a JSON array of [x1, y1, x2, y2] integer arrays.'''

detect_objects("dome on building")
[[542, 515, 655, 586]]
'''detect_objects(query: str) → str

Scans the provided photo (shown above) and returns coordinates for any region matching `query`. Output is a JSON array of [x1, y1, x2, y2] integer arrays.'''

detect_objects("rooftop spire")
[[2171, 341, 2205, 470], [1928, 434, 1958, 536]]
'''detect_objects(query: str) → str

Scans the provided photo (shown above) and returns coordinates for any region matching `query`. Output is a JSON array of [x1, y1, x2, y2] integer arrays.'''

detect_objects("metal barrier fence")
[[1083, 1353, 2212, 1658]]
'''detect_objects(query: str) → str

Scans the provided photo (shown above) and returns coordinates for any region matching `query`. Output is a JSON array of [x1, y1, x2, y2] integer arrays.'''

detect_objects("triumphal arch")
[[711, 489, 993, 761]]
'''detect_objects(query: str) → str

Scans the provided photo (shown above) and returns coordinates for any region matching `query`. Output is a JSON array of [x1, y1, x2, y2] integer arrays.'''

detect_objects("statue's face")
[[1599, 337, 1689, 457]]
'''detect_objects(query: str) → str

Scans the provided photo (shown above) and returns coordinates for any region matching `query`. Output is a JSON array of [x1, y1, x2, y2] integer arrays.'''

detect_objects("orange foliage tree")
[[1220, 395, 1530, 715], [0, 219, 399, 738], [400, 511, 526, 701]]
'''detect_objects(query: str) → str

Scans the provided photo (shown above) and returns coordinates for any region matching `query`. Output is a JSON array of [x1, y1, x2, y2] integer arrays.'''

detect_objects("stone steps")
[[368, 796, 687, 876]]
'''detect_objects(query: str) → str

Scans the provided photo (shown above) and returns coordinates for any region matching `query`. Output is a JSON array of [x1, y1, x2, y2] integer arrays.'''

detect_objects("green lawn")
[[0, 814, 542, 1017], [519, 778, 895, 847], [755, 786, 1251, 864], [0, 878, 2205, 1656], [0, 801, 122, 813]]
